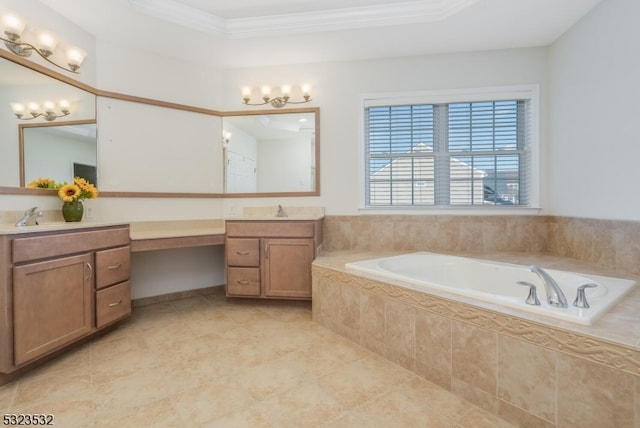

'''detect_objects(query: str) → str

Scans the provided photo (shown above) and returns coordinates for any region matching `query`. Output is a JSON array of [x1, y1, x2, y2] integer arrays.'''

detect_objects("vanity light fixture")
[[241, 84, 312, 108], [1, 13, 86, 73], [222, 130, 232, 147], [10, 100, 71, 121]]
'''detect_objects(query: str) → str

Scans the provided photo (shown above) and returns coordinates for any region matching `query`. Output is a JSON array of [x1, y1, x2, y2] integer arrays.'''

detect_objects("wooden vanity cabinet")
[[0, 225, 131, 375], [225, 220, 322, 300]]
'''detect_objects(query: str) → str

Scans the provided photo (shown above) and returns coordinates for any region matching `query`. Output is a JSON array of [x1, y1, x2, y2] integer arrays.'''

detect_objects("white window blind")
[[365, 97, 532, 208]]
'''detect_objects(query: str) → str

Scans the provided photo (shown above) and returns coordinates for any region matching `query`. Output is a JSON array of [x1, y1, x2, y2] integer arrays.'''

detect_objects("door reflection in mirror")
[[223, 112, 316, 194]]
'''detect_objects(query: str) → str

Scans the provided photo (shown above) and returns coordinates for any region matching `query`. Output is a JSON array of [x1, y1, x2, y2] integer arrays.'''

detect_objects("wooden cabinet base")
[[225, 220, 322, 300]]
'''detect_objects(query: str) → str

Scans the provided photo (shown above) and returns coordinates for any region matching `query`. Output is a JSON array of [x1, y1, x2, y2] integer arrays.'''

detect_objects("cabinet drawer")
[[226, 221, 315, 238], [226, 238, 260, 267], [12, 226, 130, 263], [96, 246, 131, 289], [226, 268, 260, 297], [96, 281, 131, 328]]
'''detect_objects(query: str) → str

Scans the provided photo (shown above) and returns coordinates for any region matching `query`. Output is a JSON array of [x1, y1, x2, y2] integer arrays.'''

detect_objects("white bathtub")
[[345, 252, 636, 325]]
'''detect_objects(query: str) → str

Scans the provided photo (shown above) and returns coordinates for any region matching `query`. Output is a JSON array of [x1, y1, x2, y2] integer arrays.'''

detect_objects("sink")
[[239, 206, 325, 220], [0, 221, 120, 235]]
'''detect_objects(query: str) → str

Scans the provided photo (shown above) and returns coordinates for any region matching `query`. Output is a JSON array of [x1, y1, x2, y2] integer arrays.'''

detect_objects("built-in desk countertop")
[[129, 219, 225, 252]]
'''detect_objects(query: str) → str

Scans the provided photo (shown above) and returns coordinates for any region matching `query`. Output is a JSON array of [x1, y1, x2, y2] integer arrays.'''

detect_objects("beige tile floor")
[[0, 291, 515, 427]]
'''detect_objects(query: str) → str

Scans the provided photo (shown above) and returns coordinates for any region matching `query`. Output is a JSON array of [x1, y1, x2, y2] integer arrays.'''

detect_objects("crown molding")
[[129, 0, 479, 39]]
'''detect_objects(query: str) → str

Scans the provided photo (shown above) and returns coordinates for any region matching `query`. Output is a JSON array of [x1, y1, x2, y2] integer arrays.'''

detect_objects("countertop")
[[0, 221, 129, 235], [129, 219, 225, 240]]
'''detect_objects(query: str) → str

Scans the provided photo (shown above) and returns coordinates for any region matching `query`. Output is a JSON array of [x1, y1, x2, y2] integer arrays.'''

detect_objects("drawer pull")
[[86, 262, 93, 281], [236, 251, 250, 255], [108, 263, 122, 270], [237, 280, 250, 285], [108, 299, 123, 307]]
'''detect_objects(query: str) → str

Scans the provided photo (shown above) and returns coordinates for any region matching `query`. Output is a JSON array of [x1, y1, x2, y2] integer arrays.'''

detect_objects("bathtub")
[[345, 252, 636, 325]]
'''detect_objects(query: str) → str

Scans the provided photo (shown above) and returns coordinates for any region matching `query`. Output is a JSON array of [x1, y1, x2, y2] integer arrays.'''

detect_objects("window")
[[363, 87, 537, 209]]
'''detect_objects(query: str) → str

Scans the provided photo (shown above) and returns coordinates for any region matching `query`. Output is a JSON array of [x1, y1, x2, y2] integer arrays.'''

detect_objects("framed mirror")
[[0, 52, 320, 198], [222, 108, 320, 197], [19, 120, 97, 187], [0, 52, 96, 191]]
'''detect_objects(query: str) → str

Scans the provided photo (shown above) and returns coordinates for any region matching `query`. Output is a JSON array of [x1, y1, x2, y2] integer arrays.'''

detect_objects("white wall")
[[548, 0, 640, 221]]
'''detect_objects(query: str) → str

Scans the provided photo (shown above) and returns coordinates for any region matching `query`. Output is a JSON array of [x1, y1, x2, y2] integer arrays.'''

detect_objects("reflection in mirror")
[[0, 54, 96, 189], [223, 110, 318, 194], [20, 121, 97, 187]]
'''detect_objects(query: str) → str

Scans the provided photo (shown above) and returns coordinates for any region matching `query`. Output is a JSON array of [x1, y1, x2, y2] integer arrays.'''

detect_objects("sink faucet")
[[275, 205, 288, 218], [530, 265, 568, 308], [15, 206, 44, 227]]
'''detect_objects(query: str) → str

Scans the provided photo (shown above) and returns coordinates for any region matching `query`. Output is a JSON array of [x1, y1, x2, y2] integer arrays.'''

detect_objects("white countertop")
[[129, 219, 225, 240], [0, 221, 129, 235]]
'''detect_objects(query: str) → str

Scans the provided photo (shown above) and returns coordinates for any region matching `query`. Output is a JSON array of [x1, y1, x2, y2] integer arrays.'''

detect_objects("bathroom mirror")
[[20, 121, 97, 187], [0, 52, 319, 198], [0, 52, 96, 191], [222, 108, 319, 196]]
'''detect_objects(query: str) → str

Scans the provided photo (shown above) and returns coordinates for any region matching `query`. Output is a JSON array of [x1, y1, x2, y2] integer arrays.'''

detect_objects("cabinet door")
[[263, 238, 314, 299], [13, 253, 93, 366]]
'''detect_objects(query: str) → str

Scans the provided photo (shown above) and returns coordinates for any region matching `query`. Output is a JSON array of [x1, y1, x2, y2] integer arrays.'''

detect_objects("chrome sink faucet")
[[275, 205, 288, 218], [15, 206, 44, 227], [530, 265, 568, 308]]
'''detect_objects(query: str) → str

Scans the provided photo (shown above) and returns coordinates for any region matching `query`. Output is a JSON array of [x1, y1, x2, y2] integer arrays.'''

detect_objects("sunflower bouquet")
[[57, 177, 98, 202]]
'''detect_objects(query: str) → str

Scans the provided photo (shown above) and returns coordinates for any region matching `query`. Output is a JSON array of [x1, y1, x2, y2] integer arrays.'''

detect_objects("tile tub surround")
[[312, 252, 640, 428], [322, 215, 640, 276]]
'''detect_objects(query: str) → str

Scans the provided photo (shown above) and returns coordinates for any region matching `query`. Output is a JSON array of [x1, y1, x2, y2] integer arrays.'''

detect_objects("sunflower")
[[58, 184, 81, 202], [27, 178, 57, 189], [73, 177, 98, 199]]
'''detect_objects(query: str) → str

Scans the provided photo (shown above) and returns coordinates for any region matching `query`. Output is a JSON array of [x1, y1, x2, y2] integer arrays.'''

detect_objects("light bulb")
[[43, 101, 56, 114], [27, 102, 40, 115], [66, 48, 86, 71], [2, 14, 25, 39], [281, 85, 291, 97], [37, 32, 58, 56], [10, 102, 24, 116]]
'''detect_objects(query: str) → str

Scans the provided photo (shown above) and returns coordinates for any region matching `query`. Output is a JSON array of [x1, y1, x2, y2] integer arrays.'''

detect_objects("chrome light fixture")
[[242, 84, 312, 108], [10, 100, 71, 121], [1, 13, 86, 73]]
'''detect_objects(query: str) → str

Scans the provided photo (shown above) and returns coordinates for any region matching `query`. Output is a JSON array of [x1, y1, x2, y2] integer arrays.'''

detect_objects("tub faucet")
[[530, 265, 568, 308], [15, 206, 44, 227]]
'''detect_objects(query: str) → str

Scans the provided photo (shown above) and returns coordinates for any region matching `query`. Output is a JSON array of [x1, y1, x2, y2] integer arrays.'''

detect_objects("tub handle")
[[573, 283, 598, 309], [517, 281, 541, 306]]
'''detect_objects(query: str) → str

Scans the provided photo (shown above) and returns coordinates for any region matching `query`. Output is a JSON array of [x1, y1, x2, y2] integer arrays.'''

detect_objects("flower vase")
[[62, 200, 84, 222]]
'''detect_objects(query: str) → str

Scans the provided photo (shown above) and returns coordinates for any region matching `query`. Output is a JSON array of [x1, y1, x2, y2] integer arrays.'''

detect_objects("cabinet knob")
[[107, 263, 122, 270], [108, 299, 123, 307], [236, 251, 250, 255], [237, 280, 250, 285]]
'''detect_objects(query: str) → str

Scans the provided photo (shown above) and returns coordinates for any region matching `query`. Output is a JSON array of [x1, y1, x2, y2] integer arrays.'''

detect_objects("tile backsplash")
[[322, 215, 640, 276]]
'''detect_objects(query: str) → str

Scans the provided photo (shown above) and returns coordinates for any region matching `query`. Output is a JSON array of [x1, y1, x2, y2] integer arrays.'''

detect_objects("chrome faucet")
[[275, 205, 288, 218], [15, 206, 44, 227], [530, 265, 568, 308]]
